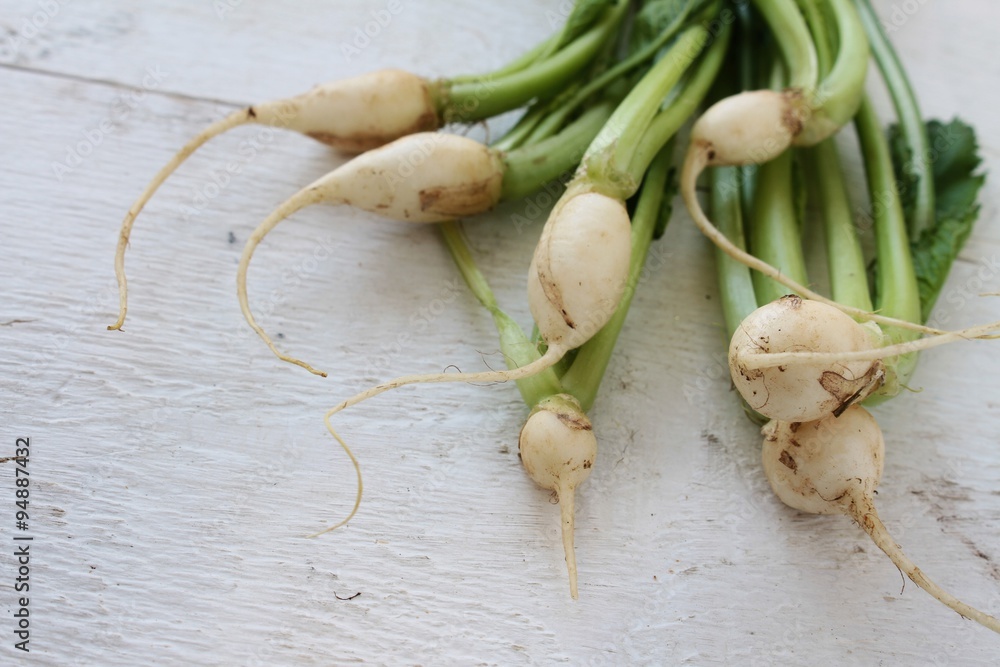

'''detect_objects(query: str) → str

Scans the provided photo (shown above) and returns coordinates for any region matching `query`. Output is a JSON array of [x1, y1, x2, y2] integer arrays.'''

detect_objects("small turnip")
[[518, 393, 597, 599], [763, 406, 1000, 633], [729, 295, 885, 423]]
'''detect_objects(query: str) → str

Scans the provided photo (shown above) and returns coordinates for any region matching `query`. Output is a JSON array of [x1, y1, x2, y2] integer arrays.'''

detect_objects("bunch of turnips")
[[109, 0, 1000, 631]]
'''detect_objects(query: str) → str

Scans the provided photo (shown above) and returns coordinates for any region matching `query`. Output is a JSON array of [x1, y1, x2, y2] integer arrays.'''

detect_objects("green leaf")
[[890, 119, 986, 322]]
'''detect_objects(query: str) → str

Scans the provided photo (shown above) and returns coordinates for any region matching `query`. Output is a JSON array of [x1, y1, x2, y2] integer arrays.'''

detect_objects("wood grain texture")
[[1, 1, 998, 664]]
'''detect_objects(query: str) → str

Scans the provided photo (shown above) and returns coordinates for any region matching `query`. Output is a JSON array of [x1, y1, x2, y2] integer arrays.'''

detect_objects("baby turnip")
[[518, 393, 597, 599], [730, 295, 885, 423], [236, 132, 505, 374], [730, 296, 1000, 423], [762, 405, 1000, 633]]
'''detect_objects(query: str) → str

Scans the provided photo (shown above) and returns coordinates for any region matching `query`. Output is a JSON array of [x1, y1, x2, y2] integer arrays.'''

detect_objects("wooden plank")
[[1, 1, 999, 664]]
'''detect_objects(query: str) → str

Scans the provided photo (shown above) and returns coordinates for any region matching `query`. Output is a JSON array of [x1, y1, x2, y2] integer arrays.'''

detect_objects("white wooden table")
[[2, 1, 999, 664]]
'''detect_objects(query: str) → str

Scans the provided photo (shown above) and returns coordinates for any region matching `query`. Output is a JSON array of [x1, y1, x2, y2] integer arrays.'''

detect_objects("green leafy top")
[[889, 119, 985, 322]]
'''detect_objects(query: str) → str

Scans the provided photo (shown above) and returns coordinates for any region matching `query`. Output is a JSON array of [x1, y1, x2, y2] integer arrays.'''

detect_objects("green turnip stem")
[[855, 98, 920, 322], [447, 32, 558, 86], [501, 103, 615, 202], [796, 0, 832, 72], [627, 19, 731, 183], [237, 186, 328, 377], [440, 222, 563, 408], [752, 0, 818, 90], [681, 147, 948, 337], [855, 94, 922, 390], [736, 6, 759, 219], [798, 0, 872, 312], [443, 2, 627, 123], [749, 149, 808, 304], [807, 0, 868, 136], [558, 480, 580, 600], [528, 0, 702, 146], [803, 140, 873, 311], [712, 166, 759, 340], [856, 0, 934, 238], [581, 25, 709, 199], [560, 141, 674, 411], [738, 319, 1000, 370], [851, 494, 1000, 634], [109, 109, 251, 331], [492, 96, 564, 153]]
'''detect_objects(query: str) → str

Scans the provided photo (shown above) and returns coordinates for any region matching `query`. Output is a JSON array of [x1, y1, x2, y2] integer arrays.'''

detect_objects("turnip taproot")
[[763, 406, 1000, 633], [109, 68, 438, 332], [519, 394, 597, 600]]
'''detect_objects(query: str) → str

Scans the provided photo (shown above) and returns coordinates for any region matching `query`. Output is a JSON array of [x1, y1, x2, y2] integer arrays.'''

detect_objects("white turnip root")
[[258, 69, 440, 153], [686, 89, 804, 169], [237, 132, 506, 375], [518, 393, 597, 599], [762, 405, 1000, 633], [730, 295, 885, 423], [729, 296, 1000, 422], [109, 69, 439, 331], [526, 189, 634, 351]]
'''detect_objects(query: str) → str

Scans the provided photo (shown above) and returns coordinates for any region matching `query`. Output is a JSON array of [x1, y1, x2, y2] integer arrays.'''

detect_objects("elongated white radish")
[[762, 406, 1000, 633], [262, 69, 440, 152], [730, 295, 885, 423], [109, 69, 440, 331], [526, 189, 634, 351], [518, 393, 597, 599], [237, 132, 506, 375]]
